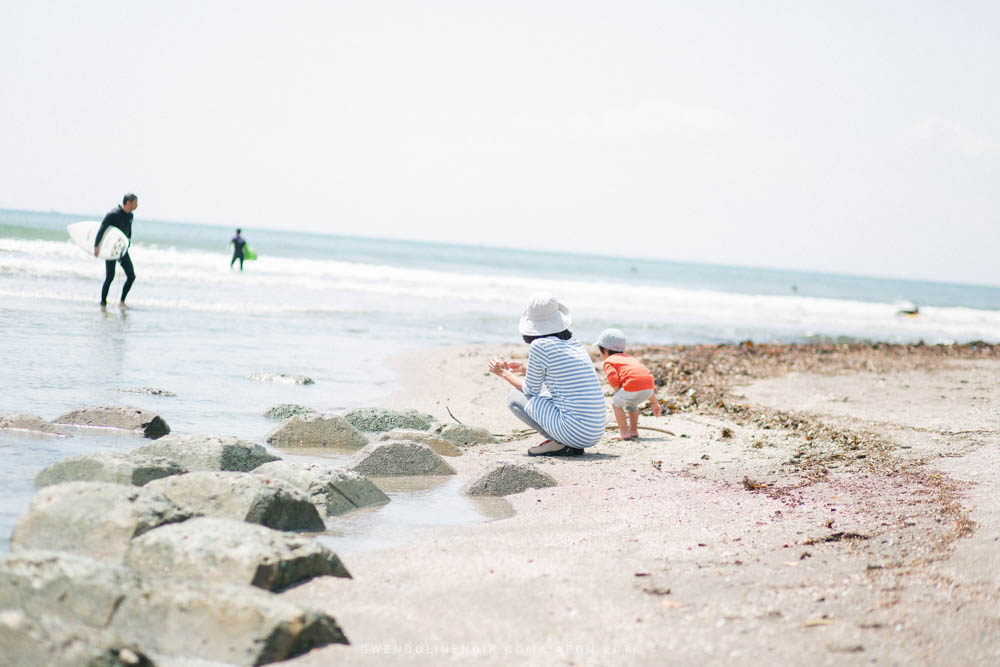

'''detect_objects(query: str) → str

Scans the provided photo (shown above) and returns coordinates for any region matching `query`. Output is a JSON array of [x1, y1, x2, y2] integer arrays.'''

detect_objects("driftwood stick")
[[446, 406, 464, 425]]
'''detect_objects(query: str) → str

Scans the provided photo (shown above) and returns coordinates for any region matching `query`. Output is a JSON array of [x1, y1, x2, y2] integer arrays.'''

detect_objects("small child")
[[595, 328, 661, 440]]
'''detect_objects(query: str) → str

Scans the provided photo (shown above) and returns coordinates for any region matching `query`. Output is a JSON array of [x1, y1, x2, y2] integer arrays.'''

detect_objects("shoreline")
[[280, 341, 1000, 665]]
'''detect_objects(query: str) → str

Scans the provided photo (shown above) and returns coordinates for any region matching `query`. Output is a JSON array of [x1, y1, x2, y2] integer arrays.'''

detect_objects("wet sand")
[[282, 343, 1000, 665]]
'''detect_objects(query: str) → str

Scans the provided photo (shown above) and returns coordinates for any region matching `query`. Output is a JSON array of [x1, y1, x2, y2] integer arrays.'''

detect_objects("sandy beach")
[[279, 342, 1000, 666]]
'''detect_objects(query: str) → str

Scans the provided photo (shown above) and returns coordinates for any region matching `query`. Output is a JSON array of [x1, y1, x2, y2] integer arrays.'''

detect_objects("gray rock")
[[126, 517, 350, 591], [10, 483, 193, 563], [53, 405, 170, 439], [253, 461, 389, 517], [132, 434, 279, 472], [112, 579, 347, 665], [263, 403, 318, 419], [0, 412, 64, 436], [1, 552, 346, 665], [144, 471, 325, 531], [350, 441, 457, 477], [462, 463, 558, 496], [246, 372, 314, 385], [265, 414, 367, 449], [343, 407, 436, 433], [377, 428, 462, 456], [35, 452, 185, 488], [0, 609, 154, 667], [0, 551, 142, 629], [0, 552, 347, 666], [436, 423, 497, 446], [120, 386, 176, 397]]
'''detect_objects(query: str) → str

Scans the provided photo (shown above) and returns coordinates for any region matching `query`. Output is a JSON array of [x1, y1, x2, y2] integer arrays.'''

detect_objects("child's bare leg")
[[612, 406, 630, 439], [627, 410, 639, 439]]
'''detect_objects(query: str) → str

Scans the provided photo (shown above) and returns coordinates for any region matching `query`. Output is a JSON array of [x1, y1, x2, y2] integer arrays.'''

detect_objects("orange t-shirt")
[[602, 354, 656, 392]]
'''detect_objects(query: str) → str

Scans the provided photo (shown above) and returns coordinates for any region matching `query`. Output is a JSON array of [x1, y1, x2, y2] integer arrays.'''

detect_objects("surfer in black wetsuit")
[[95, 193, 138, 309], [230, 228, 247, 271]]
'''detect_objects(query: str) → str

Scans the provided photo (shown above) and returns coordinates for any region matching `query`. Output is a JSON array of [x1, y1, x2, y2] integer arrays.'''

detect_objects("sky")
[[2, 1, 998, 286]]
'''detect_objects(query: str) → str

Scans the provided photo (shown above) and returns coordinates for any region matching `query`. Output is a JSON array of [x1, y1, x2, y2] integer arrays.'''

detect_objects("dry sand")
[[281, 343, 1000, 666]]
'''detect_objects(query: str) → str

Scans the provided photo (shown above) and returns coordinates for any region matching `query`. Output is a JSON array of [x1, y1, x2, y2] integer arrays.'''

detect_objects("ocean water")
[[2, 207, 999, 551]]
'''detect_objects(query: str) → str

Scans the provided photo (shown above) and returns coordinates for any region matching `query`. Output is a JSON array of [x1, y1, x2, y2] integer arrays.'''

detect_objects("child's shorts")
[[611, 388, 653, 412]]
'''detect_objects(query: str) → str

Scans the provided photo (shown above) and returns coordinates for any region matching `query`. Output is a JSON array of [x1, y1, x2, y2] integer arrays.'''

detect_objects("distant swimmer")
[[95, 193, 137, 309], [230, 228, 247, 271], [897, 304, 920, 316]]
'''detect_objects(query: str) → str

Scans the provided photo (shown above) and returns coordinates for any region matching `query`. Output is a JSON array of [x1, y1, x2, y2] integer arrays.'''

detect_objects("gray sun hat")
[[595, 328, 626, 352], [518, 293, 572, 336]]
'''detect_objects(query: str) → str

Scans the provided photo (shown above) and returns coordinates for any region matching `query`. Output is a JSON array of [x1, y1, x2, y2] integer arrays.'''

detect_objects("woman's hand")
[[488, 357, 509, 377], [507, 360, 526, 374], [488, 356, 525, 391]]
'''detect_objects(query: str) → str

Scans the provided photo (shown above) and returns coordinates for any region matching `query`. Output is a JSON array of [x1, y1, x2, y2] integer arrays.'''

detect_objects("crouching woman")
[[488, 293, 606, 456]]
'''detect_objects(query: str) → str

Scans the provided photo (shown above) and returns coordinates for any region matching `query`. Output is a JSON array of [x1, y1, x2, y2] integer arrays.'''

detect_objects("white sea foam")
[[2, 238, 999, 343]]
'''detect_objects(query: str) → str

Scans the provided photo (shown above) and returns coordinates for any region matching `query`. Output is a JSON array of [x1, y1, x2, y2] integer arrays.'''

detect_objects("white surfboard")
[[67, 221, 130, 260]]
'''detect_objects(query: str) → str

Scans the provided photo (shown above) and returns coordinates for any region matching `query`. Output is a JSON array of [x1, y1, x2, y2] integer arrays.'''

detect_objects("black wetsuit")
[[231, 234, 246, 270], [95, 206, 135, 305]]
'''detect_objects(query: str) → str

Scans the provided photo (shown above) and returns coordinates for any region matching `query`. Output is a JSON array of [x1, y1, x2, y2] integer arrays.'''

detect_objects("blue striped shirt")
[[523, 337, 606, 448]]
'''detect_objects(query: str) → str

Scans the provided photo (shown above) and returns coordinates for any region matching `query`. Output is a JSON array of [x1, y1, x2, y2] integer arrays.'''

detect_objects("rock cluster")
[[0, 551, 347, 665], [2, 400, 509, 664]]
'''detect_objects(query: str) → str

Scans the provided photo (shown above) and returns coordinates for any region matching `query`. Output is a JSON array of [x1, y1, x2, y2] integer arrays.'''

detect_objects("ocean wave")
[[2, 237, 999, 343]]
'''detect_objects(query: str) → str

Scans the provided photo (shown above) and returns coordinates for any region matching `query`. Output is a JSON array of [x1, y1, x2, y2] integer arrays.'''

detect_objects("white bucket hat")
[[518, 293, 572, 336], [595, 328, 626, 352]]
